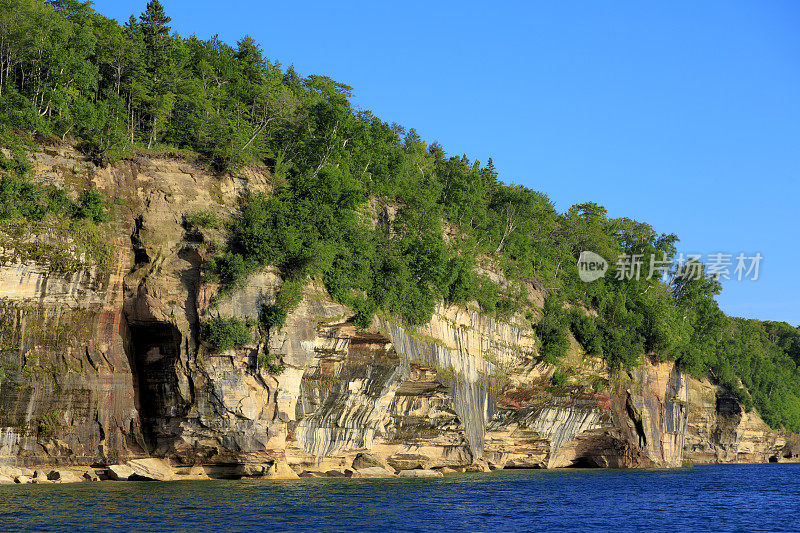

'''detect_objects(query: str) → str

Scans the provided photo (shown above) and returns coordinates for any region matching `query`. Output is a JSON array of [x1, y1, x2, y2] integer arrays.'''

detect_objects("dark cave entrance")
[[768, 456, 779, 463], [566, 456, 602, 468], [128, 322, 183, 452]]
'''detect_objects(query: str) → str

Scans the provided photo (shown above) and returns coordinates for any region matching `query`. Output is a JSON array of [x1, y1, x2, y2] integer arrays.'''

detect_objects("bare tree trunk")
[[147, 115, 156, 149]]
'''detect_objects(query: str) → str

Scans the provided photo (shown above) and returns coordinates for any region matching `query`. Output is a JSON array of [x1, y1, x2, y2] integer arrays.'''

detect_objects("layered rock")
[[0, 142, 792, 475], [683, 377, 786, 463]]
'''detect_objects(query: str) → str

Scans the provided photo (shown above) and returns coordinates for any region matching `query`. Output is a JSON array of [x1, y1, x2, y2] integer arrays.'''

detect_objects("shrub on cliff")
[[201, 316, 252, 351], [0, 169, 109, 225], [259, 279, 304, 333], [73, 189, 110, 223], [535, 297, 570, 363], [569, 310, 603, 357]]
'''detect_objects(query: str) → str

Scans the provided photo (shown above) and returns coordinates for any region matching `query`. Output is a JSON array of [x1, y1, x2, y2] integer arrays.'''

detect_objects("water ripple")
[[0, 464, 798, 532]]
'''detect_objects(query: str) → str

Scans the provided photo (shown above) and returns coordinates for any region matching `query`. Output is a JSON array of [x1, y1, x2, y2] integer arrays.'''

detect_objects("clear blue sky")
[[92, 1, 800, 326]]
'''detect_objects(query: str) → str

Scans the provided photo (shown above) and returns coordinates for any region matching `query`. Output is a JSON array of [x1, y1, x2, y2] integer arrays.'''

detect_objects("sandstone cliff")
[[0, 143, 790, 473]]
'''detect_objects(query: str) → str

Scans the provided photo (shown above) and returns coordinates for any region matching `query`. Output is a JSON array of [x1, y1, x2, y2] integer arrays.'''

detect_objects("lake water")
[[1, 464, 798, 532]]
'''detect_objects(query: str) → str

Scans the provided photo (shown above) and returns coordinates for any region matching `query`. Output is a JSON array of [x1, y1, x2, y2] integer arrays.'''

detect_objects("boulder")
[[0, 464, 22, 478], [397, 469, 443, 478], [107, 464, 135, 481], [386, 453, 430, 471], [347, 467, 396, 478], [14, 476, 32, 484], [83, 469, 101, 482], [127, 458, 175, 481], [464, 461, 491, 472], [325, 470, 346, 477], [32, 470, 52, 482], [0, 474, 14, 484], [48, 470, 83, 483], [352, 452, 387, 470], [299, 471, 327, 478], [436, 467, 457, 474]]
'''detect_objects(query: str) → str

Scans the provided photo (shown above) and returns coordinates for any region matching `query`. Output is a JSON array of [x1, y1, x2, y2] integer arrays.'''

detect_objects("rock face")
[[0, 142, 792, 474], [683, 378, 786, 463]]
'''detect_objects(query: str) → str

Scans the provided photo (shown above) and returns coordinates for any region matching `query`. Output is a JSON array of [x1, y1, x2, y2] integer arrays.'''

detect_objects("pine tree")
[[138, 0, 173, 148]]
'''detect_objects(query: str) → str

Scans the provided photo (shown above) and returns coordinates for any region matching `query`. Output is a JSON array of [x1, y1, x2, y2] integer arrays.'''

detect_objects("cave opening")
[[567, 456, 602, 468], [768, 456, 779, 463], [128, 322, 184, 452]]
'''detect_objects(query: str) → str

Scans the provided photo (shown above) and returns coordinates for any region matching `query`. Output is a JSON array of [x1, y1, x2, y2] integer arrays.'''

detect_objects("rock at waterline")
[[47, 470, 83, 483], [14, 475, 32, 484], [346, 467, 396, 478], [127, 458, 175, 481], [0, 474, 14, 484], [107, 464, 135, 481], [299, 471, 328, 478], [33, 470, 52, 483], [0, 464, 33, 478], [397, 469, 443, 478], [464, 461, 491, 472], [352, 452, 390, 471], [265, 460, 299, 479]]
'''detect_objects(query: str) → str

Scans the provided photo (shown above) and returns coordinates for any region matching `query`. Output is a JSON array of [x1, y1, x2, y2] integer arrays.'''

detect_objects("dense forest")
[[1, 0, 799, 432]]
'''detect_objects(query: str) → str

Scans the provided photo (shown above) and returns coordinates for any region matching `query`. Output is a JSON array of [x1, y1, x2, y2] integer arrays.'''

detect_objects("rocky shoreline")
[[3, 448, 799, 486], [0, 454, 474, 484]]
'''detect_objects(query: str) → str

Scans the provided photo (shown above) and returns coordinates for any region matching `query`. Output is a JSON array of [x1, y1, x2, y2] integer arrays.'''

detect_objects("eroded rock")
[[107, 464, 135, 481], [265, 461, 299, 479], [127, 458, 175, 481]]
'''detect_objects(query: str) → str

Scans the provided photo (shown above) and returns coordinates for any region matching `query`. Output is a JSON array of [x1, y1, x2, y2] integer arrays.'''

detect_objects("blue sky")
[[92, 1, 800, 326]]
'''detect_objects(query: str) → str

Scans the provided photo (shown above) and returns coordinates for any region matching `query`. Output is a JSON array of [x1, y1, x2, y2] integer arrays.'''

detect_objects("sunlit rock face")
[[683, 377, 786, 464], [0, 143, 789, 470]]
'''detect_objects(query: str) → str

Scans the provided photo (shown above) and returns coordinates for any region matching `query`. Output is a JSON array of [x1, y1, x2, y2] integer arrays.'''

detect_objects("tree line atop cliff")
[[1, 0, 799, 432]]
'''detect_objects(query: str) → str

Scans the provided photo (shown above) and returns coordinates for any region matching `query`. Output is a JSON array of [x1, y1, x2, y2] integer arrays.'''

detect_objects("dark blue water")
[[1, 464, 798, 532]]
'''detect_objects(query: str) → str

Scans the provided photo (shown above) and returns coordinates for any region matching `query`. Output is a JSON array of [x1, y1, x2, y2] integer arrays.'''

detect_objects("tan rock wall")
[[0, 142, 791, 471]]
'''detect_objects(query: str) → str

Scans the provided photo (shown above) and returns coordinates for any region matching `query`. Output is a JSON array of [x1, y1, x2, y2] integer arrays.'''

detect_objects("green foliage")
[[189, 209, 221, 229], [259, 279, 303, 332], [203, 252, 253, 287], [535, 296, 570, 363], [257, 351, 283, 374], [201, 316, 251, 351], [74, 189, 109, 222], [36, 410, 63, 438], [551, 369, 568, 388], [569, 310, 603, 357], [0, 169, 108, 225]]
